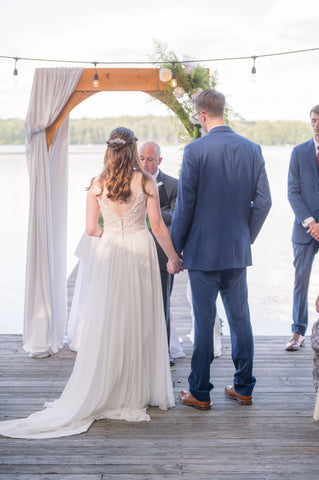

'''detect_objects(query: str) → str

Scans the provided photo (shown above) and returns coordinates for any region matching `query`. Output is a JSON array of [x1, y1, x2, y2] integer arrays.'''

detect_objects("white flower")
[[159, 67, 172, 82], [173, 86, 185, 98], [183, 57, 197, 74], [191, 88, 203, 102]]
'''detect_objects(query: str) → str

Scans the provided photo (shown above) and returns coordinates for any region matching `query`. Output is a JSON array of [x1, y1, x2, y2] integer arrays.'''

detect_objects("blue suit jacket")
[[171, 126, 272, 270], [288, 139, 319, 244]]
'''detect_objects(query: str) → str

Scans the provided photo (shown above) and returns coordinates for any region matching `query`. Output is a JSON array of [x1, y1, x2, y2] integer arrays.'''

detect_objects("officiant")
[[139, 142, 178, 365]]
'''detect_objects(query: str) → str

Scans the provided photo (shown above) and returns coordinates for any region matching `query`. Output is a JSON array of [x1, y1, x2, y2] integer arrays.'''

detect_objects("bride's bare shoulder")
[[140, 173, 155, 197], [141, 171, 154, 185], [88, 176, 103, 196]]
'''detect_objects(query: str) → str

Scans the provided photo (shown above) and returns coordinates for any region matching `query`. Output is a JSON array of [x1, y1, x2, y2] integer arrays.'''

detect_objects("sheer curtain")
[[23, 67, 84, 357]]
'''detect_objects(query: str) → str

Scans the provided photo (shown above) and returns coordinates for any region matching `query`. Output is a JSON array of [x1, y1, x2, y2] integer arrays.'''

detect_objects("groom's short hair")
[[195, 89, 225, 118]]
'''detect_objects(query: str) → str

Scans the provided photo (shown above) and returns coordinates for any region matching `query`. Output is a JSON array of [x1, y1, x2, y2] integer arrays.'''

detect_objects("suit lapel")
[[157, 170, 164, 183]]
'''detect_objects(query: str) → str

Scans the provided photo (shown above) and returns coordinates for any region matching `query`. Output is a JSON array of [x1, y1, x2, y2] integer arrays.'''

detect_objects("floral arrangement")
[[151, 41, 220, 143]]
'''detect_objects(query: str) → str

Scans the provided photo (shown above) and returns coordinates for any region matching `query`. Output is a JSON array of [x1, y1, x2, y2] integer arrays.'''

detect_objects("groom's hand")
[[167, 256, 183, 275]]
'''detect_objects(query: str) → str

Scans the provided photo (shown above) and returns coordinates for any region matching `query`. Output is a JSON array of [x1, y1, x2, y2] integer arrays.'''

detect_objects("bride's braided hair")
[[90, 127, 150, 202]]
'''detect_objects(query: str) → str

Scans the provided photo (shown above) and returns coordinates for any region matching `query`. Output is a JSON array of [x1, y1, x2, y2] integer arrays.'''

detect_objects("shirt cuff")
[[302, 217, 315, 228]]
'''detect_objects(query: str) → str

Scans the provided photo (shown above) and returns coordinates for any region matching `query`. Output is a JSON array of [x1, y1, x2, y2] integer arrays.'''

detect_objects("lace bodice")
[[98, 189, 148, 237], [88, 174, 148, 238]]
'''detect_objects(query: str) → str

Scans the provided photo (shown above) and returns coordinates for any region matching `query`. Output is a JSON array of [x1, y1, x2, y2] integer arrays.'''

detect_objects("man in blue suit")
[[287, 105, 319, 351], [170, 89, 271, 409]]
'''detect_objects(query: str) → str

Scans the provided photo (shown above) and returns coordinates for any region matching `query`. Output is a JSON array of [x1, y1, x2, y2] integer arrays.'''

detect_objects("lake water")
[[1, 144, 319, 336]]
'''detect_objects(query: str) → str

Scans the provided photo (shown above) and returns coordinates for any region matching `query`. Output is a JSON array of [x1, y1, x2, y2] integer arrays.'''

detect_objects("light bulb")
[[251, 57, 257, 82], [12, 58, 19, 83], [171, 62, 177, 88], [13, 67, 19, 83], [251, 66, 256, 82], [92, 63, 99, 88], [93, 73, 99, 88]]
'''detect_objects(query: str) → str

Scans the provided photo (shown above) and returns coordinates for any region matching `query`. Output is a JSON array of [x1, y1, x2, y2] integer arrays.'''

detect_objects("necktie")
[[317, 149, 319, 169]]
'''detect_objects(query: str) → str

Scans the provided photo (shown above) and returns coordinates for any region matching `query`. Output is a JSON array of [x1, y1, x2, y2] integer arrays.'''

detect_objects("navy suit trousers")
[[188, 268, 256, 401]]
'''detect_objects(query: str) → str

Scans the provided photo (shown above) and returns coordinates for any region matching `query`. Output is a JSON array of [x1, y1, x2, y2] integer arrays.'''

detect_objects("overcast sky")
[[0, 0, 318, 122]]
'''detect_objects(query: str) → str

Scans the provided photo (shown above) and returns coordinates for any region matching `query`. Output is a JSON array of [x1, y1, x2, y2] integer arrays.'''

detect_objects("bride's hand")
[[167, 255, 183, 275]]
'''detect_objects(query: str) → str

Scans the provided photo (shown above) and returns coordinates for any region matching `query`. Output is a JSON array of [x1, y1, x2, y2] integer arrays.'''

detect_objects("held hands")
[[307, 221, 319, 241], [167, 255, 183, 275]]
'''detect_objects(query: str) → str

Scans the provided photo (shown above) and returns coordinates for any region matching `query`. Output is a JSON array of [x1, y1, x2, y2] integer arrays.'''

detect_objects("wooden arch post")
[[46, 68, 189, 149]]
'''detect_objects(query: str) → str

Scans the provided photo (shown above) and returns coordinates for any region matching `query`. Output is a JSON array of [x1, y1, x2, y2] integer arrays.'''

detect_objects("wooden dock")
[[1, 270, 319, 479]]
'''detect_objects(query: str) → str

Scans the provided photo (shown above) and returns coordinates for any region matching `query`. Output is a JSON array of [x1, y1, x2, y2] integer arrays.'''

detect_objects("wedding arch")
[[45, 67, 188, 149], [24, 66, 187, 357]]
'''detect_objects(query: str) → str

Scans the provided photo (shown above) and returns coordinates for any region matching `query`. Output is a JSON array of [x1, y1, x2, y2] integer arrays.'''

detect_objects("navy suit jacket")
[[171, 126, 272, 271], [288, 139, 319, 244]]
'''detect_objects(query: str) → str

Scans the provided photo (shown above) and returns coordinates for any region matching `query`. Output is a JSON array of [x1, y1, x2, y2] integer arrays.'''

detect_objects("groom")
[[171, 88, 271, 410]]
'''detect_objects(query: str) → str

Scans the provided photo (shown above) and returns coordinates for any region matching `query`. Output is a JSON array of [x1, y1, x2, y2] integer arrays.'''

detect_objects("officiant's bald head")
[[139, 142, 162, 175]]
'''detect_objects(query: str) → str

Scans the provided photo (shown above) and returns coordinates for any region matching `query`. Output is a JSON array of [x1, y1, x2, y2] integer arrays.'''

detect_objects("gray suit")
[[151, 169, 178, 347]]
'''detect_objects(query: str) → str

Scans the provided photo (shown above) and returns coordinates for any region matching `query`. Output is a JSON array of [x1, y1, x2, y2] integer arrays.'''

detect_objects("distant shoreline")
[[0, 117, 313, 146]]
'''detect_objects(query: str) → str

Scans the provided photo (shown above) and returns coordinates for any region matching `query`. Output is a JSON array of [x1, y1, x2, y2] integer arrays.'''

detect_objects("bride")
[[0, 127, 182, 439]]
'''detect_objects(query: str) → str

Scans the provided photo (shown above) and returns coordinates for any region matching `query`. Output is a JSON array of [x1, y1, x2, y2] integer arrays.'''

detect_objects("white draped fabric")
[[65, 232, 100, 351], [24, 67, 84, 357]]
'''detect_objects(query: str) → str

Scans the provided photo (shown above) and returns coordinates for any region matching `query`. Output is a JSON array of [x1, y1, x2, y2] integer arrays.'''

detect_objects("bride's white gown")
[[0, 175, 175, 439]]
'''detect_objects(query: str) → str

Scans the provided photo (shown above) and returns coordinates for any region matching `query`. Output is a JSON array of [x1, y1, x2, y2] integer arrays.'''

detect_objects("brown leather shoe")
[[224, 385, 253, 405], [179, 391, 212, 410], [285, 333, 305, 351]]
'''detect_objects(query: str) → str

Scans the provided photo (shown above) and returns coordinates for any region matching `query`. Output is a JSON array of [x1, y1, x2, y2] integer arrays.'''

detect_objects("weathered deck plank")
[[0, 270, 318, 479]]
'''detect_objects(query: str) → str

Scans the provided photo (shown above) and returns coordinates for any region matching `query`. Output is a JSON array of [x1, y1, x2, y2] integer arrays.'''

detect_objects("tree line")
[[0, 116, 313, 146]]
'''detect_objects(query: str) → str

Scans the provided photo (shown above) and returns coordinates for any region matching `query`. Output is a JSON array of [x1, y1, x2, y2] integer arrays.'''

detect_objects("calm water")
[[1, 144, 318, 336]]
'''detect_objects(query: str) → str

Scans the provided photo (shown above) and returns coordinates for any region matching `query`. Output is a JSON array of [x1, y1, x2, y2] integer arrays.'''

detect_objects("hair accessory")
[[106, 136, 138, 151], [107, 138, 126, 146]]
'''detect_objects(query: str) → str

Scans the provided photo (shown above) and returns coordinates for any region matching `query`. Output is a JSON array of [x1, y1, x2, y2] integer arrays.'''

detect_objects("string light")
[[0, 46, 318, 81], [12, 57, 19, 83], [92, 62, 99, 88], [1, 47, 318, 66], [171, 63, 177, 88]]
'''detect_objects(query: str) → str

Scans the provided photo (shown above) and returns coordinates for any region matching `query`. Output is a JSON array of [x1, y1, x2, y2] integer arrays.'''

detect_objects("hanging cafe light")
[[92, 62, 99, 88], [251, 56, 257, 82], [12, 57, 19, 83], [171, 62, 177, 88]]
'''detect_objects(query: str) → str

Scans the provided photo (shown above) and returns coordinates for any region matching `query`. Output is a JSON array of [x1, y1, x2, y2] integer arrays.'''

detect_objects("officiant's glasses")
[[192, 111, 205, 122]]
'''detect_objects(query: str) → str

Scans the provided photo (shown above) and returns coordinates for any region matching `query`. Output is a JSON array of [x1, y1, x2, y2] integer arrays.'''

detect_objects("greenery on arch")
[[150, 41, 231, 144]]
